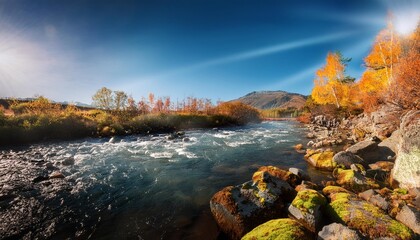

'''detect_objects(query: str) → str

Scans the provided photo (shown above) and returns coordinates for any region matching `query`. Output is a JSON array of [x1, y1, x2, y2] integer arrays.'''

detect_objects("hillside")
[[232, 90, 307, 110]]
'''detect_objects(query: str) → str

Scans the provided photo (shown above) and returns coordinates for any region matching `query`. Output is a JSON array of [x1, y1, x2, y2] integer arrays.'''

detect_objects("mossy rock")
[[241, 218, 312, 240], [291, 189, 327, 213], [333, 168, 380, 193], [254, 166, 301, 187], [307, 151, 336, 171], [326, 190, 414, 239], [322, 185, 351, 196]]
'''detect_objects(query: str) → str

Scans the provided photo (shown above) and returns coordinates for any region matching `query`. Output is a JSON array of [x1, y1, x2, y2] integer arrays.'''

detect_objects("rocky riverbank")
[[209, 107, 419, 239]]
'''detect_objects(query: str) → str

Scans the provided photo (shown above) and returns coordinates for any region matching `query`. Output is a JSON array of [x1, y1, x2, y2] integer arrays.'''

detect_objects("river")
[[0, 121, 331, 239]]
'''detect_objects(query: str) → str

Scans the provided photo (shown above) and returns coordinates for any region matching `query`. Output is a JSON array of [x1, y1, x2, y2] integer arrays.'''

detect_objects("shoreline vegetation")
[[0, 92, 261, 146]]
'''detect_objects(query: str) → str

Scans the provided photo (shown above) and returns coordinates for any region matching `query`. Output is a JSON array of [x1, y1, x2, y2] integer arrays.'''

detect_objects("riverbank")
[[210, 107, 419, 239]]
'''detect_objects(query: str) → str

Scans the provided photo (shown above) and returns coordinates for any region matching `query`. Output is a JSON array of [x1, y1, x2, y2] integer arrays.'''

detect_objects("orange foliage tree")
[[311, 52, 356, 108], [358, 24, 402, 111], [388, 23, 420, 109]]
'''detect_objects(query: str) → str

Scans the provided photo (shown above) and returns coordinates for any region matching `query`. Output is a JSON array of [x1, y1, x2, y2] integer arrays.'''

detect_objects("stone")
[[396, 205, 420, 234], [332, 151, 366, 168], [241, 218, 312, 240], [108, 137, 118, 143], [62, 157, 75, 166], [333, 167, 380, 193], [368, 161, 394, 171], [307, 133, 315, 139], [295, 181, 320, 192], [378, 129, 400, 157], [307, 140, 315, 147], [256, 166, 302, 188], [392, 110, 420, 189], [289, 168, 310, 181], [359, 189, 389, 211], [317, 222, 362, 240], [49, 171, 65, 179], [294, 144, 303, 150], [346, 139, 379, 164], [306, 150, 336, 171], [365, 169, 389, 183], [288, 189, 327, 231], [323, 186, 414, 239], [210, 167, 296, 239]]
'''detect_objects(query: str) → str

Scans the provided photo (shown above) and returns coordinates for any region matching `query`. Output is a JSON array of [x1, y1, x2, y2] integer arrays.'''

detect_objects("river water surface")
[[0, 121, 330, 239]]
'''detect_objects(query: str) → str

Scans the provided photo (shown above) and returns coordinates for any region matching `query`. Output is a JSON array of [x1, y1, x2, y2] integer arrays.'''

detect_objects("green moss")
[[336, 169, 355, 184], [327, 191, 414, 239], [292, 189, 326, 212], [393, 188, 408, 195], [322, 186, 350, 196], [241, 218, 311, 240], [311, 151, 336, 170], [388, 220, 413, 240]]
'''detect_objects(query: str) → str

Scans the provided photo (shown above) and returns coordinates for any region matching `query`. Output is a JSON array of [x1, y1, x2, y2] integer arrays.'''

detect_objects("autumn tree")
[[388, 23, 420, 109], [358, 23, 403, 111], [92, 87, 114, 110], [311, 52, 355, 108], [114, 91, 128, 111]]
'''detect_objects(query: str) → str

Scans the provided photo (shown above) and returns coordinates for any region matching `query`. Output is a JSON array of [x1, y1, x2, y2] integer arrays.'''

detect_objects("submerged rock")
[[317, 222, 362, 240], [210, 167, 296, 239], [241, 218, 312, 240], [288, 189, 326, 231], [323, 186, 414, 239]]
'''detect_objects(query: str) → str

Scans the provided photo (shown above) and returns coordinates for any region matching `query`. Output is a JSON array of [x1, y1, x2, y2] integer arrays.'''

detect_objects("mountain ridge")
[[231, 90, 307, 110]]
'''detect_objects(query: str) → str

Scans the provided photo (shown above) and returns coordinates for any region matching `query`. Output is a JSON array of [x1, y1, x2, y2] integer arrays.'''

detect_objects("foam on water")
[[0, 121, 330, 239]]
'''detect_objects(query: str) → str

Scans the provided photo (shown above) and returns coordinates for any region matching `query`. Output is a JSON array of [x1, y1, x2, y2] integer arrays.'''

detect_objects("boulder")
[[288, 189, 327, 231], [241, 218, 312, 240], [323, 186, 414, 239], [333, 167, 380, 193], [210, 167, 296, 239], [306, 150, 336, 171], [317, 222, 362, 240], [396, 205, 420, 234], [346, 139, 380, 164], [332, 151, 365, 168], [289, 168, 310, 181], [392, 110, 420, 189], [377, 129, 400, 158]]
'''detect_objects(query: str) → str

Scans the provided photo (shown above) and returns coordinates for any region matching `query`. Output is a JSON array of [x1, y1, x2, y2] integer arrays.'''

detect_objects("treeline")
[[303, 22, 419, 119], [0, 93, 261, 145]]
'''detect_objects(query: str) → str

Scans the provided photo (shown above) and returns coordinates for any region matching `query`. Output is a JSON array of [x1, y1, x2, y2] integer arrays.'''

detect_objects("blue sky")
[[0, 0, 419, 104]]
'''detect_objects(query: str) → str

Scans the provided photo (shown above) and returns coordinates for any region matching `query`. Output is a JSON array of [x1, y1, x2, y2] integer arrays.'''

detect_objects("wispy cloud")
[[141, 30, 364, 81]]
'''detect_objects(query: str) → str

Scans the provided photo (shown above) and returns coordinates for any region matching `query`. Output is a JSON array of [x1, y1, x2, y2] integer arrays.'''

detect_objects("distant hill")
[[232, 90, 307, 110]]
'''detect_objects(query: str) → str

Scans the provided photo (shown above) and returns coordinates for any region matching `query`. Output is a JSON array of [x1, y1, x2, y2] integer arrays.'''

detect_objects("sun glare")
[[393, 9, 420, 35]]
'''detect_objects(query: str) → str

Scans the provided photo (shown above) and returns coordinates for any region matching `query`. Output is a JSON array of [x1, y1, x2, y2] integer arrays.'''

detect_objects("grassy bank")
[[0, 98, 261, 146]]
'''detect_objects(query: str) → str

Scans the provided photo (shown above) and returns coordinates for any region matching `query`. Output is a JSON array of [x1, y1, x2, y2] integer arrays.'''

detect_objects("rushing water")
[[0, 121, 331, 239]]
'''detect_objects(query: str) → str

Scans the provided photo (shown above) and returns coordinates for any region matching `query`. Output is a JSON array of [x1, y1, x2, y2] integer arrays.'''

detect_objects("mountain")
[[232, 90, 307, 110]]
